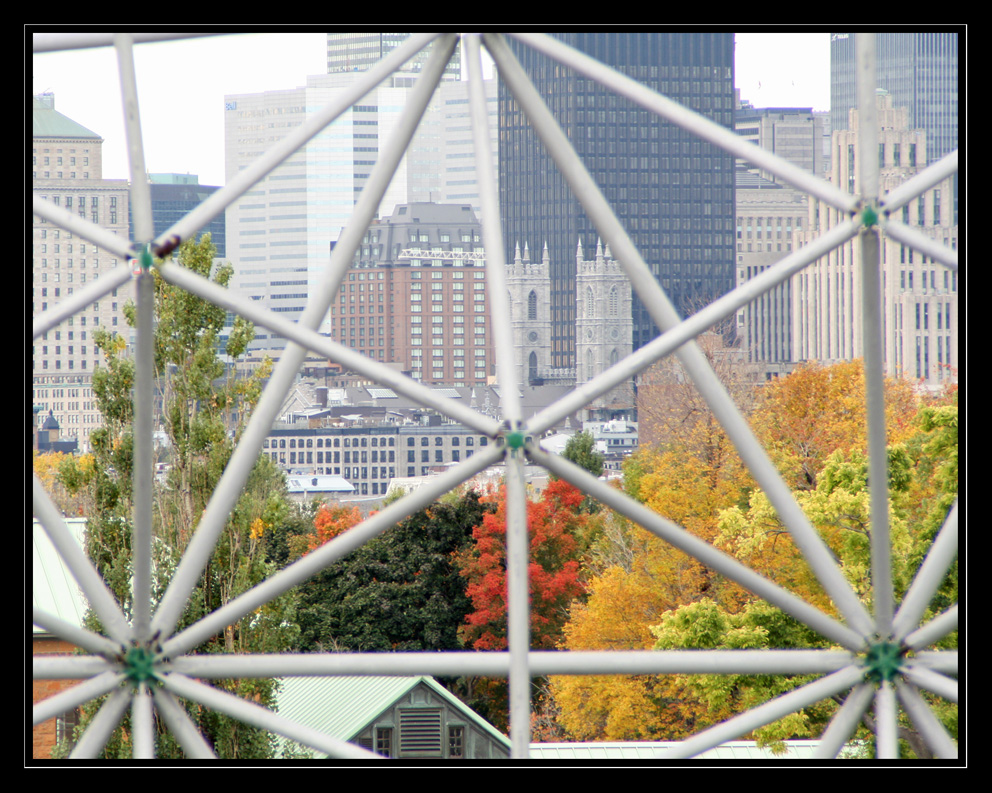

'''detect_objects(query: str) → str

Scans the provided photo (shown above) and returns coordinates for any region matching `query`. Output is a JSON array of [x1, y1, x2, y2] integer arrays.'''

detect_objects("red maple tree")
[[457, 478, 587, 651]]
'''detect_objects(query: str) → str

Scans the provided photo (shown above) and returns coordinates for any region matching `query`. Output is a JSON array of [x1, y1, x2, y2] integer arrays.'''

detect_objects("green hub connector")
[[139, 243, 153, 271], [504, 430, 527, 451], [124, 646, 159, 687], [863, 641, 904, 684], [861, 205, 879, 228]]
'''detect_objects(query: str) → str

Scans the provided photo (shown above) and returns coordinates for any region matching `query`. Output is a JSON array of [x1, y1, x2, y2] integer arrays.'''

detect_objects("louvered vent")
[[398, 709, 442, 756]]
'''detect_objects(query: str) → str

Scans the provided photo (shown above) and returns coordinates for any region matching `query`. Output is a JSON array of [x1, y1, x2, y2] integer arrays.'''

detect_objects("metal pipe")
[[892, 502, 957, 641], [894, 678, 958, 759], [32, 609, 125, 659], [664, 665, 865, 760], [813, 682, 875, 759], [131, 683, 156, 759], [505, 452, 531, 758], [33, 31, 218, 52], [464, 33, 521, 419], [150, 687, 217, 759], [115, 34, 153, 246], [166, 649, 857, 679], [131, 267, 155, 642], [904, 605, 957, 652], [33, 655, 116, 679], [881, 219, 958, 271], [32, 195, 136, 259], [160, 672, 380, 760], [910, 651, 957, 674], [880, 150, 958, 214], [874, 681, 899, 758], [33, 477, 132, 647], [33, 670, 126, 726], [32, 260, 135, 340], [901, 664, 958, 704], [67, 685, 132, 759]]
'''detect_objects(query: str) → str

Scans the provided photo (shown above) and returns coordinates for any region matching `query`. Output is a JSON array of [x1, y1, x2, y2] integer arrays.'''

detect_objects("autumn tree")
[[294, 490, 488, 655], [55, 235, 297, 759]]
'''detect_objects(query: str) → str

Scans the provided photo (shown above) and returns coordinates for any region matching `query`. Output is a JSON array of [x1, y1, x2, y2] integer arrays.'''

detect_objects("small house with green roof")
[[275, 675, 511, 760]]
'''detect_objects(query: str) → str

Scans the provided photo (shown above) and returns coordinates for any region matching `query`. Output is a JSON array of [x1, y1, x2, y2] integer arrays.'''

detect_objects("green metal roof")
[[33, 96, 101, 140], [32, 517, 89, 635], [275, 675, 510, 757]]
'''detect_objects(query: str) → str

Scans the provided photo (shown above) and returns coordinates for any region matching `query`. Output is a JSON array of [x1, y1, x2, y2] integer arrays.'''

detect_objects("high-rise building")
[[735, 100, 826, 181], [32, 94, 131, 450], [793, 92, 958, 388], [131, 173, 225, 257], [326, 32, 461, 81], [333, 203, 495, 387], [498, 32, 736, 366], [830, 32, 959, 164]]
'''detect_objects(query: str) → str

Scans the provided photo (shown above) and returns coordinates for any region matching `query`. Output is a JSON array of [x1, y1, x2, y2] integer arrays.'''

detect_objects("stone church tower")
[[506, 242, 553, 386], [574, 238, 633, 407]]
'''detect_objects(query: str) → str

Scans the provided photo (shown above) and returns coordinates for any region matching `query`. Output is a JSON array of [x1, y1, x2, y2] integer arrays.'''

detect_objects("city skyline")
[[31, 32, 831, 190]]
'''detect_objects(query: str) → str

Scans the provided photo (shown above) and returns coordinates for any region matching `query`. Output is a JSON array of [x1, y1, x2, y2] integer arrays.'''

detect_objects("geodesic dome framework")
[[31, 32, 959, 761]]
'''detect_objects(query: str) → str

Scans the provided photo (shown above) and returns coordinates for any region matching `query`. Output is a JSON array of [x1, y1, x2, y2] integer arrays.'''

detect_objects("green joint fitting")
[[139, 244, 153, 271], [124, 646, 159, 686], [505, 430, 527, 450], [863, 641, 903, 684], [861, 205, 879, 228]]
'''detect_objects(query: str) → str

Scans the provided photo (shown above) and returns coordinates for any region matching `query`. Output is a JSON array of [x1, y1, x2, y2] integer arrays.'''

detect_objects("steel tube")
[[167, 649, 857, 679], [881, 219, 958, 271], [527, 219, 861, 436], [161, 673, 380, 760], [160, 444, 501, 658], [874, 681, 899, 759], [508, 33, 859, 215], [861, 228, 895, 635], [911, 651, 957, 674], [464, 33, 521, 419], [33, 31, 217, 52], [881, 150, 958, 214], [33, 670, 127, 726], [32, 608, 125, 659], [150, 687, 217, 759], [32, 261, 135, 339], [150, 37, 459, 642], [33, 477, 132, 647], [115, 34, 153, 246], [813, 682, 875, 759], [892, 502, 958, 641], [901, 665, 958, 704], [32, 195, 136, 259], [664, 665, 865, 760], [904, 605, 957, 652], [532, 447, 867, 651], [487, 32, 875, 640], [131, 684, 156, 759], [895, 679, 958, 759], [131, 268, 155, 641], [505, 452, 531, 758], [151, 33, 441, 256], [33, 655, 117, 679], [67, 685, 132, 759], [155, 262, 500, 437]]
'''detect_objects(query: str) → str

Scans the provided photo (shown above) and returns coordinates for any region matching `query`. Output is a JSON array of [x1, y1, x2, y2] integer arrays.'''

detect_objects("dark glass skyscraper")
[[498, 32, 736, 365], [830, 32, 959, 164]]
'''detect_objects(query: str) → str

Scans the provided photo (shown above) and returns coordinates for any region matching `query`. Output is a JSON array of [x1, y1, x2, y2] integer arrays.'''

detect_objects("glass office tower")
[[498, 33, 736, 366]]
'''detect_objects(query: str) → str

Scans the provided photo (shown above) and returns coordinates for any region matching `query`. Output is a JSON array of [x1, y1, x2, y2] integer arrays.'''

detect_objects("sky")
[[30, 32, 831, 189]]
